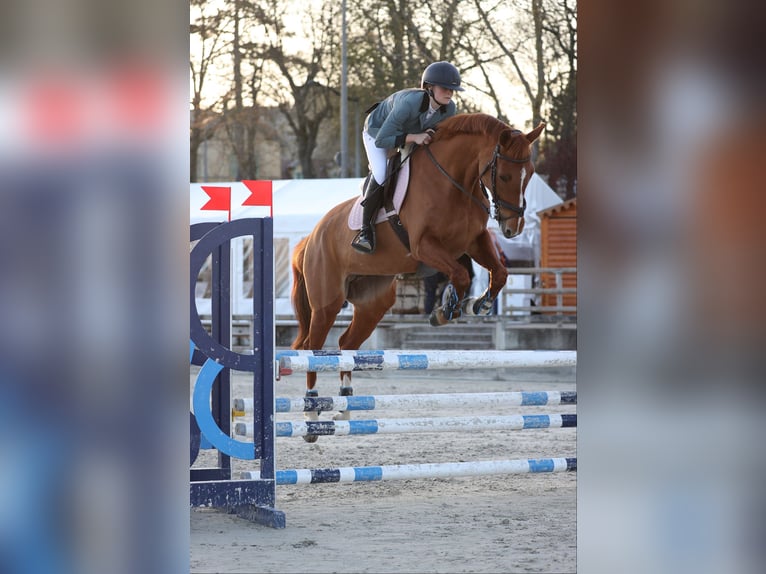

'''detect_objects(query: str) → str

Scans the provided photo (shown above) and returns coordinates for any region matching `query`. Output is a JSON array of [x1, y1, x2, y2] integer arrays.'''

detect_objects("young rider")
[[351, 61, 464, 254]]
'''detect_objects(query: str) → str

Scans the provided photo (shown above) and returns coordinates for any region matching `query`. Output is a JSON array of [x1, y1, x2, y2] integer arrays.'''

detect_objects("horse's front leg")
[[420, 253, 474, 326], [411, 235, 475, 325], [464, 231, 509, 316]]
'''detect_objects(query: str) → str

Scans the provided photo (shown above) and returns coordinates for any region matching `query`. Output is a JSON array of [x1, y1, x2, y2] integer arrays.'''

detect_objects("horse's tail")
[[290, 236, 311, 350]]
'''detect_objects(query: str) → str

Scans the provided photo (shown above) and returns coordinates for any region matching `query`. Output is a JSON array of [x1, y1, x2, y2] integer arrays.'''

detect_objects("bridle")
[[424, 139, 530, 225], [478, 144, 530, 222]]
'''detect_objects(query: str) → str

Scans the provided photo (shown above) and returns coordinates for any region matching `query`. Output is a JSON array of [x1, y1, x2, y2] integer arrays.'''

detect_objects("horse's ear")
[[526, 122, 546, 143], [499, 129, 515, 148]]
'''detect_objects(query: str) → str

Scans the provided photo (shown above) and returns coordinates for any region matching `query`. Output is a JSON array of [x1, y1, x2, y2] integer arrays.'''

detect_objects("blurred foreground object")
[[0, 1, 188, 573], [579, 0, 766, 573]]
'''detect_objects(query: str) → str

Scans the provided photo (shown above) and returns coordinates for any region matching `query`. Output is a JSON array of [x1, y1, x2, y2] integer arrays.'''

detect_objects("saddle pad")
[[348, 160, 410, 231]]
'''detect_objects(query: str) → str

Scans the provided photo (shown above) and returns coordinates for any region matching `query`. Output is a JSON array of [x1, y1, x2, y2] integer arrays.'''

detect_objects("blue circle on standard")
[[192, 355, 256, 460]]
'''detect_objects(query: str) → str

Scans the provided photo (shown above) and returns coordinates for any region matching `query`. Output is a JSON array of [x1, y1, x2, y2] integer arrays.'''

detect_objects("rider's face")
[[431, 85, 455, 106]]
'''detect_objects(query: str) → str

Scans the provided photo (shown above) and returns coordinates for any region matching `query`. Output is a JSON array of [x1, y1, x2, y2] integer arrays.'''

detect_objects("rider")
[[351, 61, 464, 254]]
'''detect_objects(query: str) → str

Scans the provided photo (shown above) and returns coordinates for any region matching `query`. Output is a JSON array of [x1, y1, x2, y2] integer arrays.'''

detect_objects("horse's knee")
[[491, 267, 509, 292], [450, 267, 472, 298]]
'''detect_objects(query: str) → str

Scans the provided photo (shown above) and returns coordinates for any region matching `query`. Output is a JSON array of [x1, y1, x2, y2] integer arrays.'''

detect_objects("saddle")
[[348, 145, 413, 244]]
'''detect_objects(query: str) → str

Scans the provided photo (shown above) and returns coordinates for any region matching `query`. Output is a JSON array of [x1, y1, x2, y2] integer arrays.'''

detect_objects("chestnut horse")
[[291, 113, 544, 437]]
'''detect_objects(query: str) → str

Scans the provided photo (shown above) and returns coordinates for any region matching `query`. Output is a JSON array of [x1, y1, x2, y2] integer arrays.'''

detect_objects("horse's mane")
[[434, 113, 528, 156]]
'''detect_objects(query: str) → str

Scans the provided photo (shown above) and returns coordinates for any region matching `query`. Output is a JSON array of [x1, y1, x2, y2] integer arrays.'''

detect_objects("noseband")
[[424, 142, 530, 225]]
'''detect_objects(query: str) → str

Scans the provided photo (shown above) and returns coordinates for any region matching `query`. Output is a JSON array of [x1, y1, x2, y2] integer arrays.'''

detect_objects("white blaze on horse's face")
[[499, 166, 527, 239], [515, 166, 527, 234]]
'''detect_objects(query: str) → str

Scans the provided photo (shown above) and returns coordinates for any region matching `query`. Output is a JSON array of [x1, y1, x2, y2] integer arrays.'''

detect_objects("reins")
[[424, 145, 490, 215], [423, 141, 531, 221]]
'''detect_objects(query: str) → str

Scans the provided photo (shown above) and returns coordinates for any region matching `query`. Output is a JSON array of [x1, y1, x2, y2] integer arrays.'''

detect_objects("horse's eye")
[[499, 175, 511, 182]]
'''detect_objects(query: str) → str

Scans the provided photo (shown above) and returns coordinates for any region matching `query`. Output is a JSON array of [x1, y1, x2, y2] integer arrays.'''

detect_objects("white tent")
[[486, 172, 564, 265], [272, 178, 361, 234], [474, 175, 563, 305]]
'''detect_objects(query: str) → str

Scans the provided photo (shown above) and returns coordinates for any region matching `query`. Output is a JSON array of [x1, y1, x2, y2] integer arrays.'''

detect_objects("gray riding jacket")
[[364, 88, 457, 149]]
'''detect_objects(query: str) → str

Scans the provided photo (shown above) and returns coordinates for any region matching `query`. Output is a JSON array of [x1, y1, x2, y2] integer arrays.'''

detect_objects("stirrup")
[[351, 227, 375, 253]]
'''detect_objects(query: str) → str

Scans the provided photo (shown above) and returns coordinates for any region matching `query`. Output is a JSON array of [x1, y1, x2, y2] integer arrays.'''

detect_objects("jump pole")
[[240, 457, 577, 485], [277, 349, 577, 375], [235, 413, 577, 438], [233, 391, 577, 416]]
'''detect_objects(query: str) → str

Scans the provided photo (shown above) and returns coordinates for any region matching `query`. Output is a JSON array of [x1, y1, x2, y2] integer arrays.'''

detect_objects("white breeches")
[[363, 130, 389, 184]]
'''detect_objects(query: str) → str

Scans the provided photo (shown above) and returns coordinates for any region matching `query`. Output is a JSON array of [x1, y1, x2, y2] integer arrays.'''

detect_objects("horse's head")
[[482, 123, 545, 239]]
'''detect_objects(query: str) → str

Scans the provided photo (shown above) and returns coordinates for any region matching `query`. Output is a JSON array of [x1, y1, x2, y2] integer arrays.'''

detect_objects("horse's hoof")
[[429, 308, 449, 326], [304, 409, 319, 440], [472, 297, 494, 316]]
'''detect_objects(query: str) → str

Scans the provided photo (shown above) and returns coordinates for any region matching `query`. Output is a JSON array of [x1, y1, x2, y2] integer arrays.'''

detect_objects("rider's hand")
[[408, 132, 433, 146]]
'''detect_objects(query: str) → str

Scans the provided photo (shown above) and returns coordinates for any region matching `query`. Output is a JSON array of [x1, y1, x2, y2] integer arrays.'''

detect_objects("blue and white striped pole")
[[233, 391, 577, 416], [240, 458, 577, 484], [277, 349, 577, 374], [235, 414, 577, 438]]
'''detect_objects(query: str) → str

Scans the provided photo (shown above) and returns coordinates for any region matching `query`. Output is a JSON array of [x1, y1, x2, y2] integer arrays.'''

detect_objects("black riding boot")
[[351, 176, 384, 253]]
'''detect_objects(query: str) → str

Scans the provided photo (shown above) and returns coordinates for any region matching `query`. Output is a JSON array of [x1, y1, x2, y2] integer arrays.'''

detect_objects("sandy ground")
[[191, 363, 576, 574]]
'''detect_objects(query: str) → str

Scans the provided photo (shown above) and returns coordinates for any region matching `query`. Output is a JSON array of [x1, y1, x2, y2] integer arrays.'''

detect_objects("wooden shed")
[[538, 198, 577, 315]]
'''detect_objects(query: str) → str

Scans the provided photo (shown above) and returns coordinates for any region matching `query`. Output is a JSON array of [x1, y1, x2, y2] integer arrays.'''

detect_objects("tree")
[[216, 0, 273, 180], [190, 0, 228, 182], [472, 0, 545, 143], [189, 0, 576, 186], [472, 0, 576, 191], [190, 0, 347, 179], [347, 0, 478, 98], [540, 0, 577, 197]]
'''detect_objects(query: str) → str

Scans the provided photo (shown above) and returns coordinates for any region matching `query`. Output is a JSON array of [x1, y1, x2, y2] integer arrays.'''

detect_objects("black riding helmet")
[[421, 61, 465, 92]]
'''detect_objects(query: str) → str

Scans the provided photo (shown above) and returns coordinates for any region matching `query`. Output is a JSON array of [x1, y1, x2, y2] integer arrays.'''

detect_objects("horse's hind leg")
[[332, 279, 397, 420], [301, 298, 346, 442], [331, 373, 354, 421]]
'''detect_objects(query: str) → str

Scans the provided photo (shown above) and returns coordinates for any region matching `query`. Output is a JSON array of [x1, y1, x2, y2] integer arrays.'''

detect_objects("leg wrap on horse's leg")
[[305, 388, 320, 412], [334, 374, 353, 421], [441, 283, 461, 321], [303, 388, 320, 442], [429, 283, 466, 326], [472, 292, 495, 315]]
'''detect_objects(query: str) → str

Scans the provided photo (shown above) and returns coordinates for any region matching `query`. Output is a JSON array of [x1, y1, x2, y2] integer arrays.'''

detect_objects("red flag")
[[242, 180, 273, 216], [200, 186, 231, 219]]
